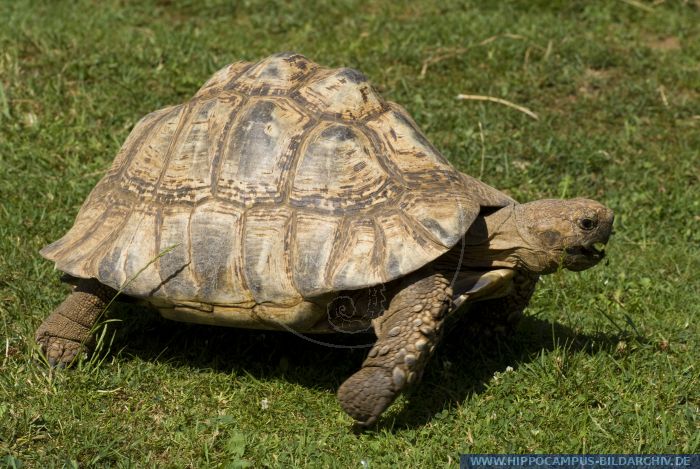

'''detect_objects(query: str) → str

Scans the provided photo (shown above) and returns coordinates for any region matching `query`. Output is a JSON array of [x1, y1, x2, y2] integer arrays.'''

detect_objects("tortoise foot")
[[337, 366, 397, 427], [36, 334, 86, 368], [35, 278, 114, 368]]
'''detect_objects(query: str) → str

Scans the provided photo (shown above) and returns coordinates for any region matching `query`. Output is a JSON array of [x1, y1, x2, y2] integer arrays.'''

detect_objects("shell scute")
[[329, 217, 385, 289], [195, 61, 252, 98], [215, 97, 311, 206], [96, 208, 155, 290], [120, 105, 184, 191], [157, 99, 221, 203], [289, 122, 390, 212], [366, 104, 453, 176], [293, 67, 384, 120], [399, 191, 472, 248], [120, 210, 162, 293], [377, 211, 445, 275], [42, 194, 132, 281], [225, 52, 318, 96], [157, 207, 198, 300], [106, 106, 180, 178], [242, 207, 299, 304], [189, 202, 250, 304], [292, 213, 340, 296]]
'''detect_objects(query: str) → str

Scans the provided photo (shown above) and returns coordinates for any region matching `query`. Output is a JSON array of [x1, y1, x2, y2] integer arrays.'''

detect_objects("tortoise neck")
[[458, 205, 523, 270], [437, 204, 550, 273], [463, 204, 563, 273], [431, 206, 520, 272]]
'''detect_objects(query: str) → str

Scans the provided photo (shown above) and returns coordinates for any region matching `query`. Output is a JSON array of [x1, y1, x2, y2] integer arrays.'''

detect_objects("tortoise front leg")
[[465, 271, 538, 341], [337, 270, 452, 426], [35, 278, 115, 367]]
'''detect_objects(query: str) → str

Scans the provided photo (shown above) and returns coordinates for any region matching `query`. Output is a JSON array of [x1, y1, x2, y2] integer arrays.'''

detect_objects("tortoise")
[[37, 52, 613, 426]]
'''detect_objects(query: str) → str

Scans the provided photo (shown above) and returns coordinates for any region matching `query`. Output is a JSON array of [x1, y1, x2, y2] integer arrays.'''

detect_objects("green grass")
[[1, 0, 699, 466]]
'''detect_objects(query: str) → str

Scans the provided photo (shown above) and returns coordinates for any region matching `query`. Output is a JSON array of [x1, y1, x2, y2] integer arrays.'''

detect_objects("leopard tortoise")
[[37, 52, 613, 426]]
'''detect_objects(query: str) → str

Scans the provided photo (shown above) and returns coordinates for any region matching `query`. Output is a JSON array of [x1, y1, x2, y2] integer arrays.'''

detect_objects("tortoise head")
[[514, 198, 614, 273]]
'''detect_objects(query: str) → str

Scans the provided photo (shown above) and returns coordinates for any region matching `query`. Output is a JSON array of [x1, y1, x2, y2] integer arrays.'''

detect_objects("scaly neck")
[[452, 205, 549, 272]]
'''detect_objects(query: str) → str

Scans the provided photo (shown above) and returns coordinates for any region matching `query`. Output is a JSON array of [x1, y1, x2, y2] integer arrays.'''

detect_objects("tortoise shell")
[[41, 52, 513, 322]]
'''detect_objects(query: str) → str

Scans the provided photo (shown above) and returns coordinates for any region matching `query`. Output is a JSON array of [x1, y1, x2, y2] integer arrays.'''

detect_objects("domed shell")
[[41, 52, 514, 310]]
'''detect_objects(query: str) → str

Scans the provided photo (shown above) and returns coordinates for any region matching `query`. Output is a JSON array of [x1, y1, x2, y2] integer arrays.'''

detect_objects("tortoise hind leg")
[[337, 270, 452, 426], [35, 278, 116, 367]]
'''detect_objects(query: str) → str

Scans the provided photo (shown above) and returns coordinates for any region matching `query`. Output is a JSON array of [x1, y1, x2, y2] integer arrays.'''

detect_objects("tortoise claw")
[[37, 336, 84, 368]]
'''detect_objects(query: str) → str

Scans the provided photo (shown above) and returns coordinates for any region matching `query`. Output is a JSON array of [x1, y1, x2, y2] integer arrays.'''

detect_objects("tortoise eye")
[[578, 217, 597, 230]]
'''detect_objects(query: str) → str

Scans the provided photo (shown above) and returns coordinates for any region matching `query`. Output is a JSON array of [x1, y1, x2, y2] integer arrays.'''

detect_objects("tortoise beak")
[[565, 241, 606, 264]]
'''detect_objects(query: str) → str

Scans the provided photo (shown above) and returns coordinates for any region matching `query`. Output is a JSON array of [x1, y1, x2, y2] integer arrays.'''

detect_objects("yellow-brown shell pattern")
[[41, 52, 513, 308]]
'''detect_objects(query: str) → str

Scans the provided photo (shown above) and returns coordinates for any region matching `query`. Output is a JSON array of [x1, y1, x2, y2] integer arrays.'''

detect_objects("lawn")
[[1, 0, 699, 466]]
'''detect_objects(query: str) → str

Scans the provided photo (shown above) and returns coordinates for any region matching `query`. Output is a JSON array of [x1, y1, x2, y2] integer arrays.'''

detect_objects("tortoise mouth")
[[566, 243, 605, 258], [564, 242, 606, 270]]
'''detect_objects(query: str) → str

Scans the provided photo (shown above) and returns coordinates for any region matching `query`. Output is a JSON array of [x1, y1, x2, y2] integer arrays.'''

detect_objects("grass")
[[1, 0, 699, 466]]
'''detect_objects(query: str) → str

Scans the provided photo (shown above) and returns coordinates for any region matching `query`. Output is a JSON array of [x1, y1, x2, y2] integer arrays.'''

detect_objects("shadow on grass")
[[394, 314, 642, 429], [103, 302, 641, 430]]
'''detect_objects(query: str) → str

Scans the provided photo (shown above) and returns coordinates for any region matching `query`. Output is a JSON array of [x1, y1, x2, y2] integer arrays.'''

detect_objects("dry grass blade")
[[456, 94, 539, 120], [420, 47, 469, 78], [620, 0, 656, 12], [657, 85, 669, 107], [477, 121, 486, 179], [420, 33, 526, 78]]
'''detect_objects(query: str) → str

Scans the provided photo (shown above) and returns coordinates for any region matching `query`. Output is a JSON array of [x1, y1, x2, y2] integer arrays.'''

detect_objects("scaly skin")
[[337, 269, 452, 426], [35, 278, 115, 367]]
